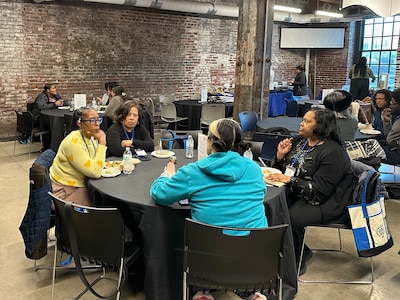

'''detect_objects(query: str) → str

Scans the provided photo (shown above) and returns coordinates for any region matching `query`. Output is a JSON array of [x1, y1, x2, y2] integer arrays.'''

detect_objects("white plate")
[[101, 168, 121, 178], [260, 167, 282, 177], [151, 150, 175, 158], [360, 129, 381, 135], [58, 106, 70, 110]]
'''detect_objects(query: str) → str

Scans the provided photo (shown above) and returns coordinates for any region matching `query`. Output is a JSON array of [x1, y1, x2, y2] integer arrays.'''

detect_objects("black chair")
[[63, 113, 75, 137], [13, 111, 49, 157], [183, 218, 288, 300], [49, 193, 142, 300], [298, 160, 377, 284], [285, 99, 299, 117], [253, 132, 292, 166], [298, 102, 312, 118]]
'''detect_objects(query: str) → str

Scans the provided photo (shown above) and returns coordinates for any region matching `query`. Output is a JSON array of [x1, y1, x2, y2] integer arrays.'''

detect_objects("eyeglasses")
[[390, 101, 398, 106], [81, 117, 103, 124]]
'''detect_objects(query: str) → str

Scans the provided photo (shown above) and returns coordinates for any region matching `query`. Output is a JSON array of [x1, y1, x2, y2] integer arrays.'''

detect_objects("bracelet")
[[160, 171, 172, 178]]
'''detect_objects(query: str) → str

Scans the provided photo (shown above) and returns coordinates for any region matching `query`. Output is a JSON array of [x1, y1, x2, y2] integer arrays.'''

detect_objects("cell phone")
[[133, 148, 151, 161], [178, 198, 190, 206]]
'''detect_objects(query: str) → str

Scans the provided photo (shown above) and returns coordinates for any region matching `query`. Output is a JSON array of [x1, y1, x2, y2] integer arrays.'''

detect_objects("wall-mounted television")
[[280, 27, 345, 49]]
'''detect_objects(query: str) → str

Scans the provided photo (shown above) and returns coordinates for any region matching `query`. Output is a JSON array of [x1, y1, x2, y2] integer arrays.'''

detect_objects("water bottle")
[[186, 135, 194, 159], [243, 147, 253, 160], [123, 147, 134, 174], [91, 98, 98, 110], [70, 98, 75, 112]]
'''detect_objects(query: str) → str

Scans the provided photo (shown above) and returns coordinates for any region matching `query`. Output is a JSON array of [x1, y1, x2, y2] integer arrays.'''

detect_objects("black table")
[[173, 100, 234, 130], [41, 109, 108, 151], [88, 150, 297, 300], [256, 116, 375, 141]]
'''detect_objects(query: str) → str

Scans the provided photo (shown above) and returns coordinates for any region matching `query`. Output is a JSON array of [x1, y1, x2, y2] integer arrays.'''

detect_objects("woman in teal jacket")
[[150, 118, 267, 231]]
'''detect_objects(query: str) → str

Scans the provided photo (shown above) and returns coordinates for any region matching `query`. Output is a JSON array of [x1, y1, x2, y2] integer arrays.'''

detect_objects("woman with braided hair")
[[150, 118, 267, 231]]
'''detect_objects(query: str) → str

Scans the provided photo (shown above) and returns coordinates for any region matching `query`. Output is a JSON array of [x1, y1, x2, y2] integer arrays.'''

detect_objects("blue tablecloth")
[[268, 91, 294, 117]]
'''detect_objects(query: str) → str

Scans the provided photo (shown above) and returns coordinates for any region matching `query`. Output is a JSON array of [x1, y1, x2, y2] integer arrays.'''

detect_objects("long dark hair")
[[310, 108, 342, 145], [354, 57, 367, 77]]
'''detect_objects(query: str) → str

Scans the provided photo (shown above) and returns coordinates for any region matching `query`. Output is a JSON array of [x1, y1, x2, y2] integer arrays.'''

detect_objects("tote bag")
[[348, 169, 393, 257]]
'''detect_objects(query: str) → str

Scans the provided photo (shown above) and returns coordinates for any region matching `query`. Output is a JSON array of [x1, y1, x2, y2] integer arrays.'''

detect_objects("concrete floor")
[[1, 139, 399, 299]]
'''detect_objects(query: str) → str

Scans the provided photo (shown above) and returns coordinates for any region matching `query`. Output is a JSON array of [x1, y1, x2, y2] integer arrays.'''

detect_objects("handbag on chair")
[[348, 169, 393, 257]]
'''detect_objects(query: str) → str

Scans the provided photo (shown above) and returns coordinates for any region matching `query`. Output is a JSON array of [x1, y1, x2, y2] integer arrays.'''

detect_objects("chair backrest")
[[253, 132, 292, 162], [63, 114, 75, 136], [184, 218, 288, 293], [298, 102, 312, 117], [239, 110, 258, 132], [285, 99, 299, 117], [159, 95, 175, 103], [161, 102, 178, 119], [27, 102, 35, 112], [201, 103, 225, 123], [50, 193, 125, 269], [15, 111, 34, 135]]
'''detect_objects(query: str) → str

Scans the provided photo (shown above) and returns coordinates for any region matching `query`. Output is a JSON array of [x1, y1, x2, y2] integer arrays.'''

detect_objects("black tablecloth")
[[88, 150, 297, 300], [173, 100, 234, 130], [256, 116, 374, 141], [41, 109, 108, 151]]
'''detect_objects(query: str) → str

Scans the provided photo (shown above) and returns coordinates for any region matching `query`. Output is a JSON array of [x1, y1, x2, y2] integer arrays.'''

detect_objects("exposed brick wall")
[[1, 1, 398, 139]]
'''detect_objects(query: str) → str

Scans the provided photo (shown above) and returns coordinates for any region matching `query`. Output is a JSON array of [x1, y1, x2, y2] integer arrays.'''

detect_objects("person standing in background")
[[96, 81, 118, 105], [291, 65, 307, 96], [349, 57, 376, 100]]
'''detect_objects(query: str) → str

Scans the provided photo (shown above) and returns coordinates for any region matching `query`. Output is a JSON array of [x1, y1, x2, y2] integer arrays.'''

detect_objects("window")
[[361, 16, 400, 90]]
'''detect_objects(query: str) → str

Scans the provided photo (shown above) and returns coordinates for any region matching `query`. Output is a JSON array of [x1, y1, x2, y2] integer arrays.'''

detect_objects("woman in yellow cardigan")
[[50, 106, 107, 205]]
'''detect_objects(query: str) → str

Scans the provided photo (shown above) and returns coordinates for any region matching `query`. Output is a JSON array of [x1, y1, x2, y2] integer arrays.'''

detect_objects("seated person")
[[104, 85, 128, 122], [382, 88, 400, 165], [372, 89, 393, 139], [50, 106, 107, 206], [150, 118, 267, 231], [96, 81, 118, 105], [31, 83, 64, 150], [267, 108, 354, 275], [323, 90, 357, 141], [106, 100, 154, 156]]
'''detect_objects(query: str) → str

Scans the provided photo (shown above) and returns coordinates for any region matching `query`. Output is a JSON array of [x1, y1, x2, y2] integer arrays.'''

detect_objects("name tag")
[[285, 166, 296, 177]]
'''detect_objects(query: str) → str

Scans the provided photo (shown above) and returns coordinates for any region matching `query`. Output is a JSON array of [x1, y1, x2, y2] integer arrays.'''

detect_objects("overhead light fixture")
[[315, 10, 343, 18], [274, 5, 302, 14]]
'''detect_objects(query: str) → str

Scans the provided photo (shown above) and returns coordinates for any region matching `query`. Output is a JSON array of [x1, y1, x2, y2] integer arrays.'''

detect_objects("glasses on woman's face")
[[390, 101, 398, 106], [81, 117, 103, 124]]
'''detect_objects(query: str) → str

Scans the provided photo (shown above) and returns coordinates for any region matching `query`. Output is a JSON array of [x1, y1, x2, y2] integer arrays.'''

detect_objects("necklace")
[[290, 138, 322, 167], [122, 125, 134, 142]]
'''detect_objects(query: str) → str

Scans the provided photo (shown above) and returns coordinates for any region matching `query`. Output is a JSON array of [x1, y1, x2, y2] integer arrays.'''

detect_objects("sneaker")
[[192, 291, 214, 300], [246, 292, 267, 300]]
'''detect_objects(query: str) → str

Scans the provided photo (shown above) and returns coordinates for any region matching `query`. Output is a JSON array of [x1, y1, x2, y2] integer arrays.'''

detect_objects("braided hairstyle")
[[73, 106, 95, 130], [207, 118, 243, 153]]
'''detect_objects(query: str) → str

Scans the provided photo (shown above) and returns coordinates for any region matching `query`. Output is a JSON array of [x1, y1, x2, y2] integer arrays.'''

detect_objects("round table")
[[88, 149, 297, 300], [41, 109, 108, 151], [256, 116, 377, 140], [173, 100, 234, 130]]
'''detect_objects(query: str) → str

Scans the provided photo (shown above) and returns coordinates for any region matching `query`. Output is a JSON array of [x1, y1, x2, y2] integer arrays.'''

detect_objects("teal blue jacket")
[[150, 151, 268, 231]]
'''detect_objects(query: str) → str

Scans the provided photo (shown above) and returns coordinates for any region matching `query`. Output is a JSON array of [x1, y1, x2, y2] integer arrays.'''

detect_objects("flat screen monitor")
[[280, 27, 345, 49]]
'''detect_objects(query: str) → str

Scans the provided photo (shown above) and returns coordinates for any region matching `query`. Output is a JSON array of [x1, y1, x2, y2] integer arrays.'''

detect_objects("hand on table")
[[121, 139, 133, 148], [164, 162, 176, 176], [267, 173, 291, 183], [55, 100, 64, 107]]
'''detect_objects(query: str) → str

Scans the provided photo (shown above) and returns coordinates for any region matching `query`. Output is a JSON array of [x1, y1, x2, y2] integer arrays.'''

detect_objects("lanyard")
[[290, 139, 322, 167], [122, 125, 134, 142], [81, 134, 97, 158]]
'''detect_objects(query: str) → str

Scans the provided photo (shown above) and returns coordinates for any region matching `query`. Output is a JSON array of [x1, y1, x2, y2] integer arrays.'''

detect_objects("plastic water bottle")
[[123, 147, 134, 174], [243, 148, 253, 160], [69, 98, 75, 111], [91, 98, 98, 110], [186, 135, 194, 159]]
